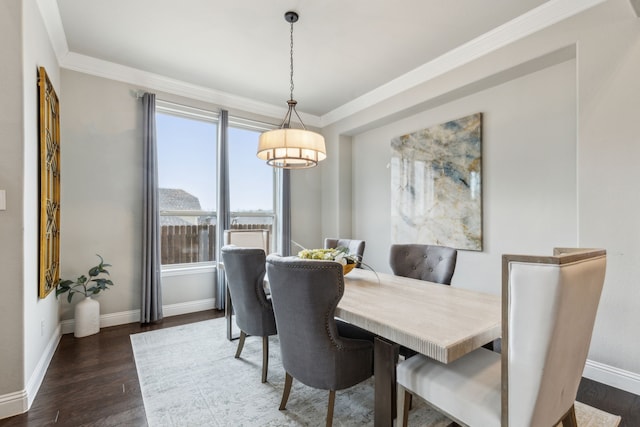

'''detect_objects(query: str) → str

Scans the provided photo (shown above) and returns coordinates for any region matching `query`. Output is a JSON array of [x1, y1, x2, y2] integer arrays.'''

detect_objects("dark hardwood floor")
[[2, 309, 638, 426], [1, 310, 223, 427]]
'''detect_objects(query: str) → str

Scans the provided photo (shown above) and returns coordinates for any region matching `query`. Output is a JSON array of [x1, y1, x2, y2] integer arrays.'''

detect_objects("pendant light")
[[257, 11, 326, 169]]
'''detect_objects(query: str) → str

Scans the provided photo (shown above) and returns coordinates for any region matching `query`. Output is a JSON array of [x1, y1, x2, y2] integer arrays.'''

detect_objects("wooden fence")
[[160, 223, 272, 265]]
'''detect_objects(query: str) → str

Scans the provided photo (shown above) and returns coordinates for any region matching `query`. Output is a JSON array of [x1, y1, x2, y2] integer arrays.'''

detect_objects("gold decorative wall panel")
[[38, 67, 61, 298]]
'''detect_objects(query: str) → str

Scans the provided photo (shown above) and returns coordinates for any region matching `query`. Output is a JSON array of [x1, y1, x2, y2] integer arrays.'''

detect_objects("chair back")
[[324, 238, 365, 268], [266, 254, 373, 391], [389, 244, 457, 284], [221, 246, 276, 337], [224, 229, 270, 254], [502, 248, 606, 426]]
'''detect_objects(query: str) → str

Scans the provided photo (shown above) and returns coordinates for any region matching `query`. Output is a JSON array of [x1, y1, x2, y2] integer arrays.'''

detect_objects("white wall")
[[352, 59, 577, 294], [575, 0, 640, 385], [4, 0, 637, 415], [161, 270, 215, 307], [320, 0, 640, 393], [0, 0, 62, 418], [0, 0, 26, 412], [59, 71, 313, 318], [59, 70, 145, 320], [22, 0, 63, 407], [291, 166, 325, 250]]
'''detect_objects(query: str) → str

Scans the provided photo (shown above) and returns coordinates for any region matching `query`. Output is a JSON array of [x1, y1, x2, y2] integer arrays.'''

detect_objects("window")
[[156, 104, 218, 266], [228, 122, 276, 251], [156, 102, 277, 268]]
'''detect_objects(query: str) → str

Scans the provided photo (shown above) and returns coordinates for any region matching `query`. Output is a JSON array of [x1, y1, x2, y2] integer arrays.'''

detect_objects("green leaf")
[[56, 256, 115, 303]]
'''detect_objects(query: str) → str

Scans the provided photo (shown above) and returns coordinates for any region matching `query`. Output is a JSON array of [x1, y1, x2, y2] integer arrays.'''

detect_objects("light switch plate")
[[0, 190, 6, 210]]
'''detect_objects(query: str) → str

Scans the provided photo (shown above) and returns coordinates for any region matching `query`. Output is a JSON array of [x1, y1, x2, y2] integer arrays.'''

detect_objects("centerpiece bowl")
[[297, 247, 359, 276], [343, 263, 356, 275]]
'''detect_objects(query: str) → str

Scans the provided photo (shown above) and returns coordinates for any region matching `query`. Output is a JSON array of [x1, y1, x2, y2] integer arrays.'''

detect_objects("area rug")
[[130, 319, 621, 427]]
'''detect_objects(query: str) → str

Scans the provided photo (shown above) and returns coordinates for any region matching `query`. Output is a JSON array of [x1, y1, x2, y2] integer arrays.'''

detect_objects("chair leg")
[[235, 330, 246, 358], [279, 373, 293, 410], [261, 336, 269, 383], [397, 385, 411, 427], [326, 390, 336, 427], [561, 404, 578, 427]]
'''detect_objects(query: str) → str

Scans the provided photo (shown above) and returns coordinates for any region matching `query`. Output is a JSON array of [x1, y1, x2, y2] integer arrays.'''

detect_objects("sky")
[[156, 112, 274, 212]]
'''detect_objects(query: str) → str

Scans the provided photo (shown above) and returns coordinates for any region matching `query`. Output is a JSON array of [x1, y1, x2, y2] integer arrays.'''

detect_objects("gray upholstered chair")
[[324, 238, 366, 268], [389, 243, 457, 284], [396, 248, 607, 427], [390, 244, 459, 360], [221, 246, 277, 383], [266, 254, 374, 427]]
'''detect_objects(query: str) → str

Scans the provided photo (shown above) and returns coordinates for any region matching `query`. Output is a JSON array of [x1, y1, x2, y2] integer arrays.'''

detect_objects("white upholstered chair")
[[396, 248, 607, 427], [223, 229, 270, 254]]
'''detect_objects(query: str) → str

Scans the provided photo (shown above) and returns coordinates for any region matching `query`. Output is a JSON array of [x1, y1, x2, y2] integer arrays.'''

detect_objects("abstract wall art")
[[390, 113, 482, 251]]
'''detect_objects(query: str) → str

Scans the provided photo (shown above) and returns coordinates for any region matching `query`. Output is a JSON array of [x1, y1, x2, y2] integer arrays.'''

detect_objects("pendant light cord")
[[289, 20, 295, 101], [256, 10, 326, 169]]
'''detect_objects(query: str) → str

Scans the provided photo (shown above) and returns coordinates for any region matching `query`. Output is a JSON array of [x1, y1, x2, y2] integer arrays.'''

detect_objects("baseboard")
[[0, 324, 62, 420], [26, 324, 62, 408], [0, 390, 28, 420], [584, 358, 640, 396], [162, 298, 216, 317], [60, 298, 217, 335]]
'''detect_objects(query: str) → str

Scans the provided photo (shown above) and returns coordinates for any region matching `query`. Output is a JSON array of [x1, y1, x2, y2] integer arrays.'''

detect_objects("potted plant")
[[56, 254, 114, 338]]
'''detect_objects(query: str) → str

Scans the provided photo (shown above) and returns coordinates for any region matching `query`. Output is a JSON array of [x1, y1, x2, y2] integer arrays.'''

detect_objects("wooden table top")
[[336, 268, 501, 363]]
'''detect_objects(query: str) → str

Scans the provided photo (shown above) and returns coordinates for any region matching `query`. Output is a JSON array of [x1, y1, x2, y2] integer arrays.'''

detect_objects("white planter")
[[74, 296, 100, 338]]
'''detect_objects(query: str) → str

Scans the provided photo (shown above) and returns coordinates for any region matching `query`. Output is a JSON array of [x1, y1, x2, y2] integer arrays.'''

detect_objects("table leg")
[[374, 337, 399, 427]]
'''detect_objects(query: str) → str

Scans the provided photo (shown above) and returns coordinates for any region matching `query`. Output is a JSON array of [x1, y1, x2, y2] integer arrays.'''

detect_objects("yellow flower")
[[297, 247, 357, 265]]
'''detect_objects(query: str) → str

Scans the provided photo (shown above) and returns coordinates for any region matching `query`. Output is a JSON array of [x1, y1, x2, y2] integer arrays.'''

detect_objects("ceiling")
[[46, 0, 592, 122]]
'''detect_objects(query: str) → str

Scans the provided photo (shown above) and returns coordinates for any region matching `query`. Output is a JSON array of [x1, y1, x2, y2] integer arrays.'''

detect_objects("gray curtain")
[[216, 110, 230, 312], [141, 92, 163, 323]]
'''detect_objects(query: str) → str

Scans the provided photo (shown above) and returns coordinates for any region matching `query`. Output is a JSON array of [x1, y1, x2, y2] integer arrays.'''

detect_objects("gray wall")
[[351, 59, 577, 291], [0, 0, 61, 414], [2, 0, 639, 412], [319, 0, 640, 391], [58, 70, 315, 317], [22, 0, 62, 395], [59, 70, 145, 319], [0, 0, 25, 399]]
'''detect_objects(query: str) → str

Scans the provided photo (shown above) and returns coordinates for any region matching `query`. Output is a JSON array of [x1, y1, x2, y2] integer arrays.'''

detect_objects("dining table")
[[336, 267, 501, 427]]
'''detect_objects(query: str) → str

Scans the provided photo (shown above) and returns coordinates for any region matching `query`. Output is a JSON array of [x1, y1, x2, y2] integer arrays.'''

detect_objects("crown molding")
[[320, 0, 606, 127], [36, 0, 69, 60], [37, 0, 604, 130], [36, 1, 321, 126], [60, 52, 323, 127]]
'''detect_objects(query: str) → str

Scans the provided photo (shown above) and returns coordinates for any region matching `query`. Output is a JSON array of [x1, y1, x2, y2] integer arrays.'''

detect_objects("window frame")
[[155, 100, 279, 275]]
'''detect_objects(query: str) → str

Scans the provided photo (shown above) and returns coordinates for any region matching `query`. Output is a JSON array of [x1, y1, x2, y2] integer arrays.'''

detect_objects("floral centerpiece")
[[297, 246, 362, 275]]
